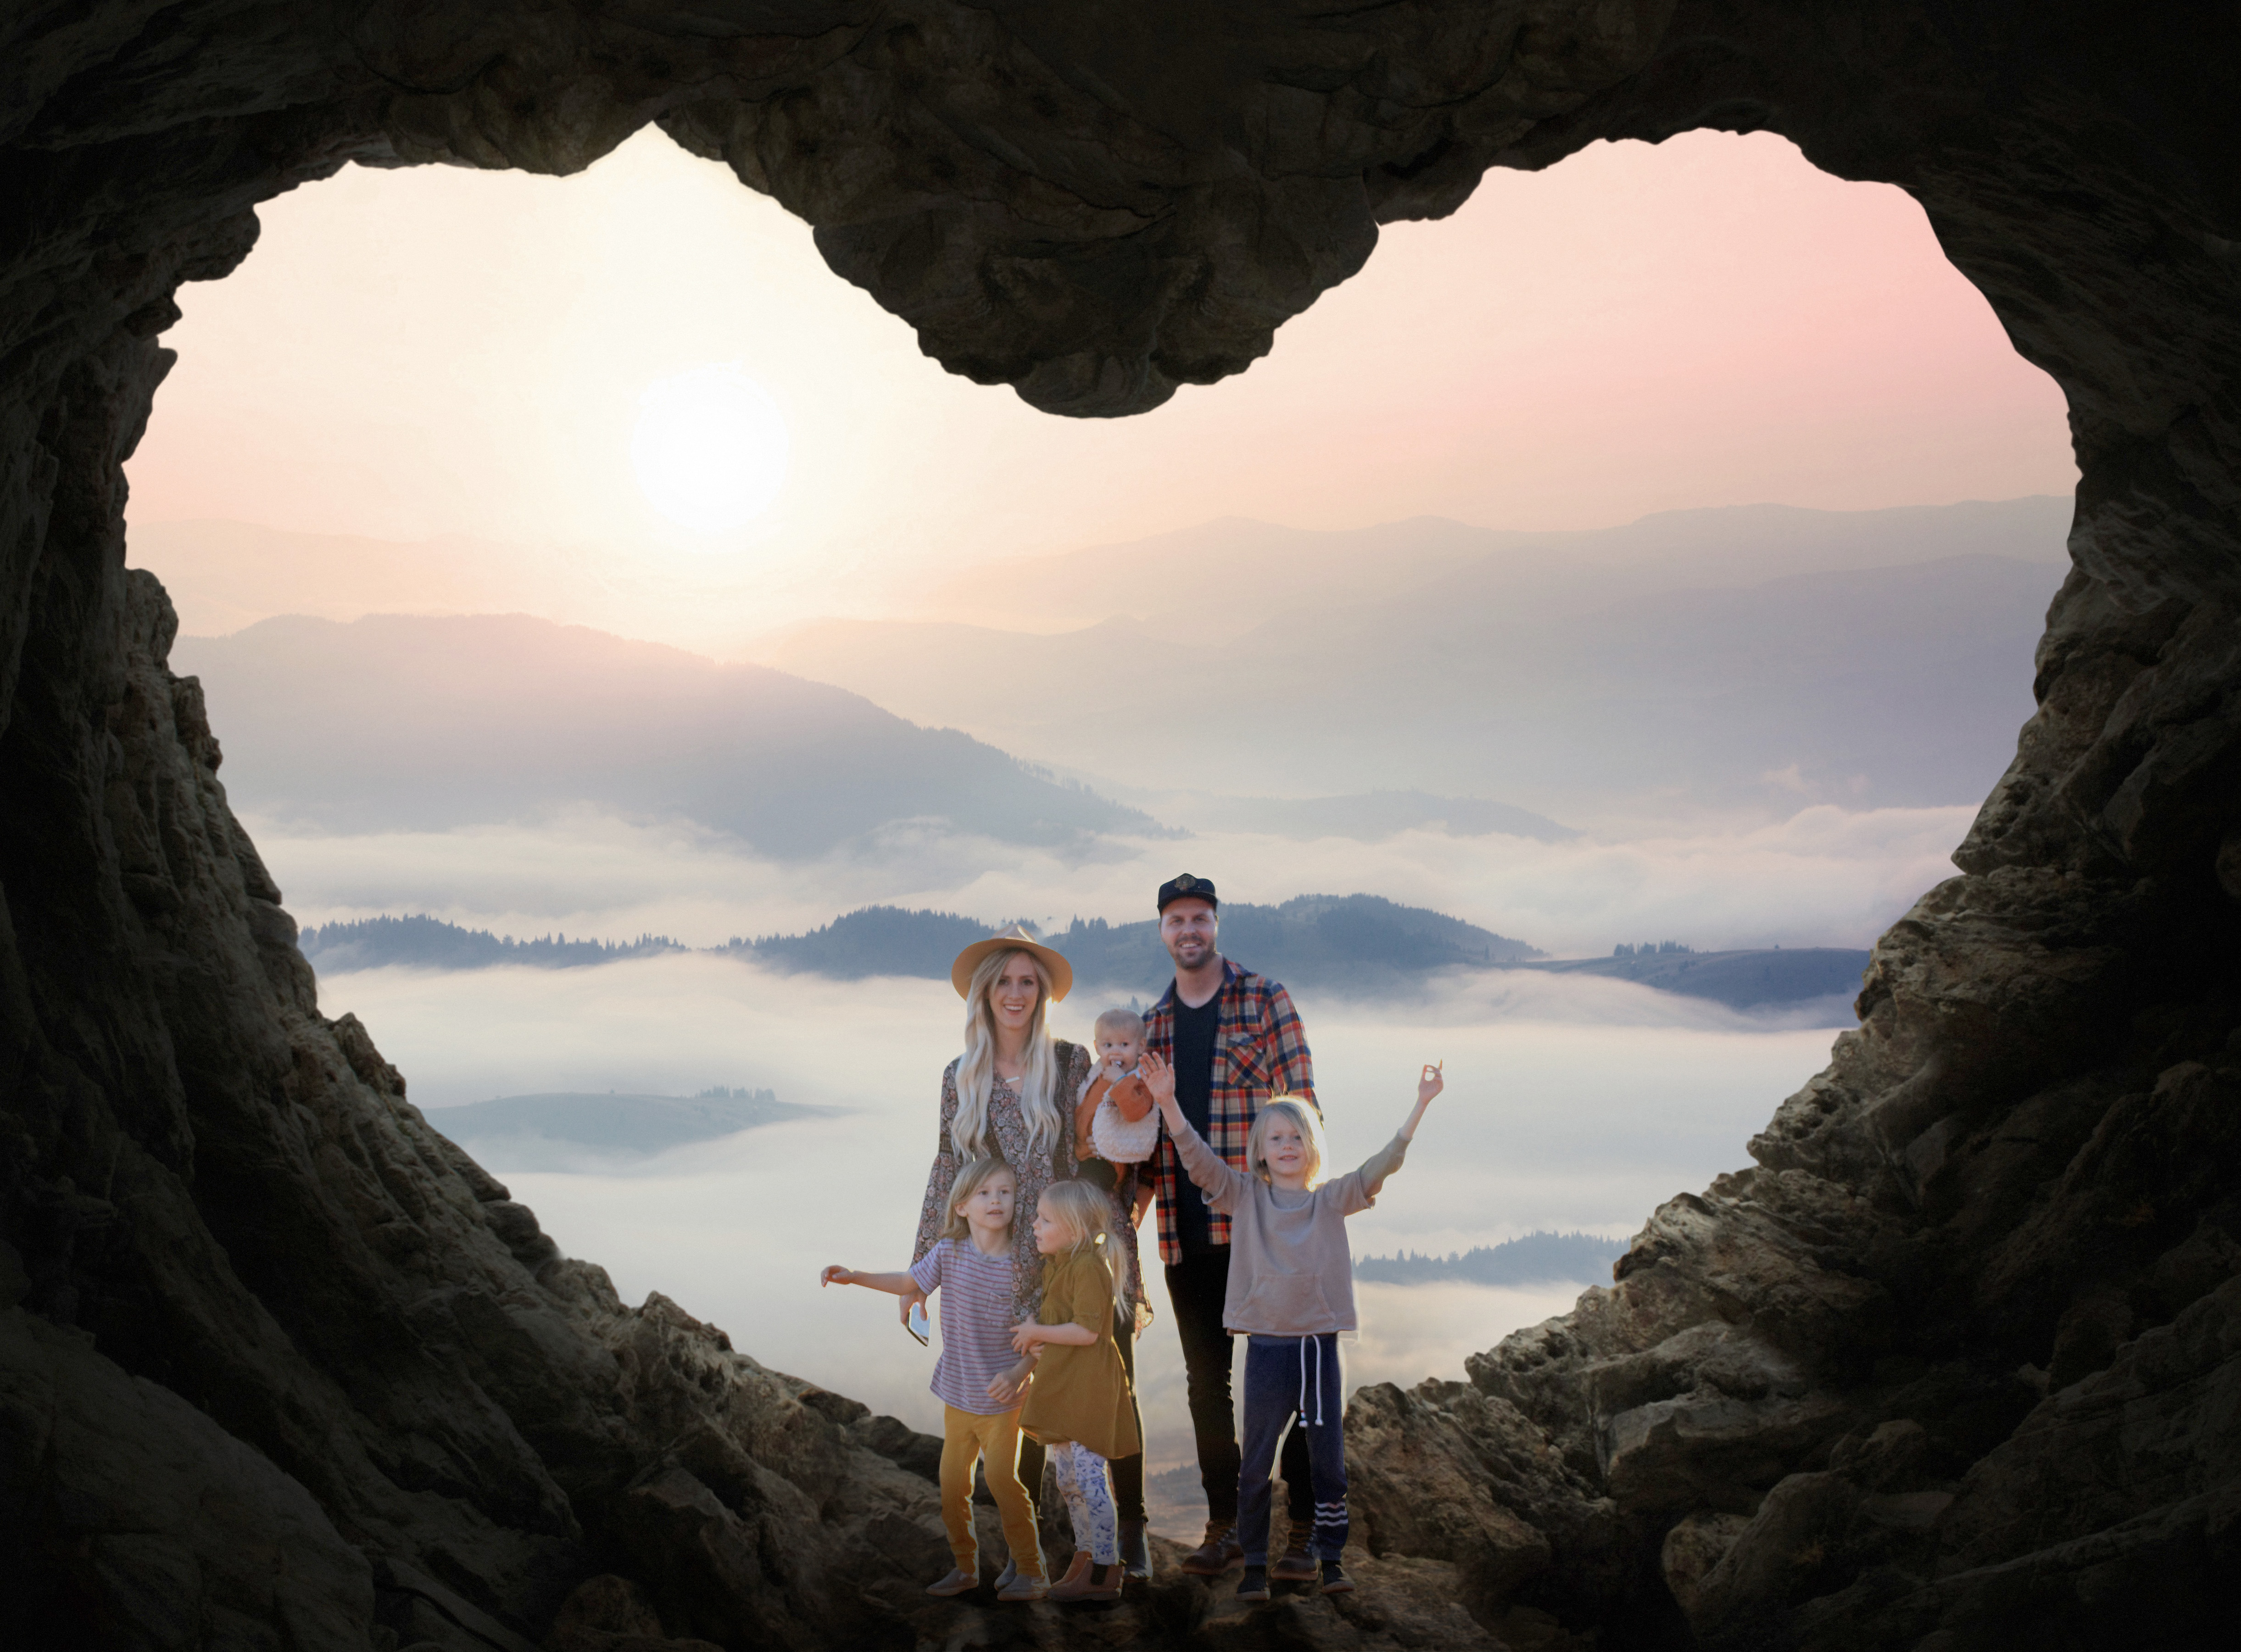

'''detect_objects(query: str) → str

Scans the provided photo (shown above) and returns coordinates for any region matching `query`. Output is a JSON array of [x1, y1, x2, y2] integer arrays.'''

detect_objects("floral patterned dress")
[[914, 1039, 1148, 1328]]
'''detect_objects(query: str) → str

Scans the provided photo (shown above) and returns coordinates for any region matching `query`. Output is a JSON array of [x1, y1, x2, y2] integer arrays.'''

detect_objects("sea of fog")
[[244, 802, 1976, 958], [320, 952, 1846, 1517]]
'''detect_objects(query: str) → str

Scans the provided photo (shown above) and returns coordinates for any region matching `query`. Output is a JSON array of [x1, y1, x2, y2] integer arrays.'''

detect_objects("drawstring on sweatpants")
[[1297, 1334, 1323, 1426]]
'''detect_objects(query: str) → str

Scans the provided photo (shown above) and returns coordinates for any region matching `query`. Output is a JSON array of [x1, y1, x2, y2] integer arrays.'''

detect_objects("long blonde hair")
[[1037, 1179, 1127, 1315], [953, 948, 1062, 1165]]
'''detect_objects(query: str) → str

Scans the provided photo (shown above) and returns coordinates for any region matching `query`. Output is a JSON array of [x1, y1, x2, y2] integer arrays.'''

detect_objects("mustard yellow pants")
[[941, 1405, 1043, 1580]]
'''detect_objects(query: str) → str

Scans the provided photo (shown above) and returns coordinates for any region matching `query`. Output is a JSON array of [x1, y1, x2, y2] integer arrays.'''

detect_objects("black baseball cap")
[[1157, 872, 1219, 912]]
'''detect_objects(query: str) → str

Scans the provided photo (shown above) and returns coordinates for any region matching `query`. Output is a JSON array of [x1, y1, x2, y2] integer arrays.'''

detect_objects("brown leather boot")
[[1269, 1532, 1318, 1582], [1178, 1520, 1243, 1576]]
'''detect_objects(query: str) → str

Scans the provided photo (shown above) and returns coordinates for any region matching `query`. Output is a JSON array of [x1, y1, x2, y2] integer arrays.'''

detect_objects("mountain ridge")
[[751, 502, 2072, 812], [172, 612, 1163, 857], [1355, 1230, 1628, 1287], [903, 496, 2071, 635], [298, 905, 1864, 1011]]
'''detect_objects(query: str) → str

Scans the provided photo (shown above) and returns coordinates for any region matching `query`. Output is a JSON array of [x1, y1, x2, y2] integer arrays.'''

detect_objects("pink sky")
[[125, 127, 2075, 641]]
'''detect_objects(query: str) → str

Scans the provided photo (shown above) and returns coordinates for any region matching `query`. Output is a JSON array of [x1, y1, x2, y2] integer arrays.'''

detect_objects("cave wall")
[[2, 3, 2237, 1650]]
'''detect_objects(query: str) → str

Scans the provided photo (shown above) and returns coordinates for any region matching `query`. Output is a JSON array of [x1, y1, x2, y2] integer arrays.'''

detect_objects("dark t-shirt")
[[1170, 990, 1221, 1253]]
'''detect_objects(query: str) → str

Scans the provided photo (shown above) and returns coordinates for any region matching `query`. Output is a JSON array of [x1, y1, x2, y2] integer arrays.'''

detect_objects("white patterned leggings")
[[1049, 1440, 1118, 1565]]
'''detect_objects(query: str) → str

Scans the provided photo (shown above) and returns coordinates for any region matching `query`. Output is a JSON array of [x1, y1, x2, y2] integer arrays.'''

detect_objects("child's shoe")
[[1319, 1558, 1354, 1595], [1235, 1564, 1270, 1602], [1118, 1519, 1151, 1579], [1052, 1556, 1122, 1602], [996, 1567, 1048, 1602], [992, 1558, 1016, 1593], [1044, 1552, 1093, 1600], [925, 1568, 977, 1597]]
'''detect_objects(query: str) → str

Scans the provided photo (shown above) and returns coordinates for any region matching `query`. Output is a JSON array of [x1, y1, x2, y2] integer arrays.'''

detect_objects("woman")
[[909, 925, 1152, 1583]]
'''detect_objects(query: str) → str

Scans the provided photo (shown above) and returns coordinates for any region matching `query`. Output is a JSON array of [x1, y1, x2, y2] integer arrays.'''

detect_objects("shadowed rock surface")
[[2, 3, 2236, 1650]]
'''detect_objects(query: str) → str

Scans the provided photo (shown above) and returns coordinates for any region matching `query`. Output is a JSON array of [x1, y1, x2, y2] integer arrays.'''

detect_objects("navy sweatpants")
[[1237, 1332, 1347, 1565]]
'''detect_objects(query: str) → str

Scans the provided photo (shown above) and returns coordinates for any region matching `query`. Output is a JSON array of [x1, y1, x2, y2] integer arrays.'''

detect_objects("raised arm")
[[1341, 1065, 1446, 1211], [819, 1266, 920, 1296], [1141, 1051, 1249, 1213], [1398, 1061, 1444, 1143]]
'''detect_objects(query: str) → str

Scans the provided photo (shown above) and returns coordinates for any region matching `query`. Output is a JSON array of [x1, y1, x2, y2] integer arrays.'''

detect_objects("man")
[[1142, 872, 1322, 1580]]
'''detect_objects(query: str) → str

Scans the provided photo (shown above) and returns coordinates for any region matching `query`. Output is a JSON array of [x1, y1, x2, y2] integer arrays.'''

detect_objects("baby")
[[1074, 1007, 1159, 1174]]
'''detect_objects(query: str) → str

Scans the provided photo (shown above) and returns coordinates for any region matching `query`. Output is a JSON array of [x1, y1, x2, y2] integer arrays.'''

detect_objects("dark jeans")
[[1018, 1305, 1146, 1523], [1166, 1246, 1312, 1527], [1238, 1333, 1346, 1565]]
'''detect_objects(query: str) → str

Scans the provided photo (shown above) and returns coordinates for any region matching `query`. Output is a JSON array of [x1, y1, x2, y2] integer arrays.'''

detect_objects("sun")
[[630, 364, 790, 534]]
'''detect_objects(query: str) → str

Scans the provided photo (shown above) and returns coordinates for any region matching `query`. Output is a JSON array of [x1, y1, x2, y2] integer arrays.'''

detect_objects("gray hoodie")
[[1168, 1112, 1409, 1336]]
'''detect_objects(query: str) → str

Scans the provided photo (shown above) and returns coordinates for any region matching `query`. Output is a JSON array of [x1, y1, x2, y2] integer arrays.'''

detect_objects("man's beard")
[[1169, 936, 1213, 968]]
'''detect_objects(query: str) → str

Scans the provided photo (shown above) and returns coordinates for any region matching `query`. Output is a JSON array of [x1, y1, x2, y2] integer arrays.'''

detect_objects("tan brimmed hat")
[[950, 924, 1074, 1003]]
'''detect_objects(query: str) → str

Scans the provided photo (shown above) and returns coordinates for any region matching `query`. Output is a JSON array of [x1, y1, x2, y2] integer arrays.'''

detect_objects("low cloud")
[[250, 800, 1973, 960], [345, 953, 1840, 1455]]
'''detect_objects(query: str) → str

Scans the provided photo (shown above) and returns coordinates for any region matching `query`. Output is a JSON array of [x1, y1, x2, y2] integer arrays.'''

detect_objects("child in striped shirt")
[[821, 1156, 1048, 1601]]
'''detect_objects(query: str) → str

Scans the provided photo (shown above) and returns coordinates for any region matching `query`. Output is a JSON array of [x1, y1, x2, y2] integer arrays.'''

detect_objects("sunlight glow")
[[630, 364, 790, 533]]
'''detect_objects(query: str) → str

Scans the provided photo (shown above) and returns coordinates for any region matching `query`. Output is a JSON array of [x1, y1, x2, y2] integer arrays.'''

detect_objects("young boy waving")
[[1144, 1053, 1452, 1600]]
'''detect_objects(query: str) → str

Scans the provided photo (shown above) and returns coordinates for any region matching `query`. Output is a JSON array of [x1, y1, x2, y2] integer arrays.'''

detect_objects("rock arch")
[[1, 3, 2234, 1649]]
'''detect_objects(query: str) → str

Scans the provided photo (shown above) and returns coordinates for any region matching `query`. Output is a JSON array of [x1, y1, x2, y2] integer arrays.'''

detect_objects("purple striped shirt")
[[909, 1238, 1020, 1415]]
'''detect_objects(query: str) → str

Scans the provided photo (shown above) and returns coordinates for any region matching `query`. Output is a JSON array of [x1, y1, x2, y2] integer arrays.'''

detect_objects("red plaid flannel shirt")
[[1143, 957, 1316, 1265]]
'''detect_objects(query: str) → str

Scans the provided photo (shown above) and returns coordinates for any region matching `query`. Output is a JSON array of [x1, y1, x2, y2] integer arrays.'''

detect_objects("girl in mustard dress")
[[1013, 1180, 1143, 1602]]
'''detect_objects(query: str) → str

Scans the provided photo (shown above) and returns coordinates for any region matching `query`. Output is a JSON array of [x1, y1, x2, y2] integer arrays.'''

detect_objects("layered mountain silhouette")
[[298, 915, 685, 970], [173, 614, 1161, 855], [298, 904, 1862, 1010], [1523, 945, 1870, 1005], [739, 893, 1544, 995], [757, 497, 2072, 810], [297, 896, 1544, 996], [1355, 1230, 1628, 1287], [154, 501, 2067, 840], [425, 1088, 822, 1172]]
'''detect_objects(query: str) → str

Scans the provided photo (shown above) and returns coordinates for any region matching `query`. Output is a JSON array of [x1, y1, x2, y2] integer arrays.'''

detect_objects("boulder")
[[0, 1304, 374, 1648]]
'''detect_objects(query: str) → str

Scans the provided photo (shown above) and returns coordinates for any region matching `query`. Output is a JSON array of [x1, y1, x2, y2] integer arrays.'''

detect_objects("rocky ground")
[[4, 2, 2237, 1649]]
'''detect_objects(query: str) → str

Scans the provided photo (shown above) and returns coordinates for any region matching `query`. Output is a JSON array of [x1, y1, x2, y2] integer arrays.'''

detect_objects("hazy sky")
[[126, 125, 2074, 640]]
